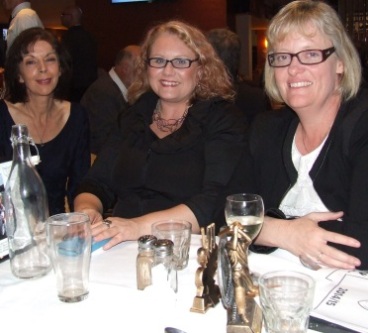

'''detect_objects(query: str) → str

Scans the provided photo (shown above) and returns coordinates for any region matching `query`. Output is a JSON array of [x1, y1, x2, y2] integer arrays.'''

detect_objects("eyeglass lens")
[[268, 47, 335, 67], [148, 57, 197, 68]]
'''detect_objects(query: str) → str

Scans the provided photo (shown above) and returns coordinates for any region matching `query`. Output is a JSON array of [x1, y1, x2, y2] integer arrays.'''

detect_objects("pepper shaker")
[[152, 239, 178, 293], [136, 235, 157, 290]]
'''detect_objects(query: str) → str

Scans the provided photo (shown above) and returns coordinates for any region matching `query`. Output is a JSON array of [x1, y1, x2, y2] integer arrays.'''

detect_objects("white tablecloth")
[[0, 235, 365, 333]]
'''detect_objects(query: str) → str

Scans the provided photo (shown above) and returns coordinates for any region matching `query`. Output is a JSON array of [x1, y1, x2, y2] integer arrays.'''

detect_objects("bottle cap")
[[138, 235, 157, 250], [153, 239, 174, 258]]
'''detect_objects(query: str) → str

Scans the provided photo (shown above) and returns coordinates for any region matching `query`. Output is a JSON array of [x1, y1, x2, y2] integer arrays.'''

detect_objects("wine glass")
[[224, 193, 264, 241], [218, 193, 265, 311]]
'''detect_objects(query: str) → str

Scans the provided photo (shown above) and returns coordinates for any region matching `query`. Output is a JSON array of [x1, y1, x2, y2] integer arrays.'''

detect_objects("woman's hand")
[[87, 204, 199, 251], [74, 193, 104, 225], [91, 217, 144, 250], [79, 208, 103, 225], [282, 212, 361, 270], [256, 211, 361, 270]]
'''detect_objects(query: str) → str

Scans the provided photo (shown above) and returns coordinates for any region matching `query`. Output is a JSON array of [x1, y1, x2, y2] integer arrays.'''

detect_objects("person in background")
[[74, 20, 246, 249], [243, 0, 368, 270], [81, 45, 141, 155], [206, 28, 270, 124], [60, 5, 98, 102], [0, 27, 90, 215], [2, 0, 43, 51]]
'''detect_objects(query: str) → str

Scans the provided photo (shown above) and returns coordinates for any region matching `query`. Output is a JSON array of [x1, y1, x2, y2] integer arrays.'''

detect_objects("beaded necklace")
[[152, 101, 191, 133]]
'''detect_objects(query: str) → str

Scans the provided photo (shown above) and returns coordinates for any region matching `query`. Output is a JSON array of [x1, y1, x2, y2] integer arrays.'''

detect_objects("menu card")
[[312, 269, 368, 333]]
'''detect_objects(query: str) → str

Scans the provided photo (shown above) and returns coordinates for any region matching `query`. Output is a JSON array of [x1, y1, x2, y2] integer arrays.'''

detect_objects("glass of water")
[[259, 270, 316, 333]]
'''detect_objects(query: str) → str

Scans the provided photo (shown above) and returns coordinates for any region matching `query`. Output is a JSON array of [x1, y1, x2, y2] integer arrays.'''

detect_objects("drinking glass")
[[259, 270, 315, 333], [218, 193, 265, 321], [151, 219, 192, 270], [224, 193, 264, 241], [46, 212, 91, 303]]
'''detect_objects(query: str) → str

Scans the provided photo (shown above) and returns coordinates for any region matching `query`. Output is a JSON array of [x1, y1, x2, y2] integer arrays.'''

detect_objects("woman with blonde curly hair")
[[129, 20, 235, 104], [74, 20, 246, 249]]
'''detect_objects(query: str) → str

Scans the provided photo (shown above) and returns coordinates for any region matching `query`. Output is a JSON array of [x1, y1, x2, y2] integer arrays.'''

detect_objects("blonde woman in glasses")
[[244, 0, 368, 270], [74, 20, 247, 247]]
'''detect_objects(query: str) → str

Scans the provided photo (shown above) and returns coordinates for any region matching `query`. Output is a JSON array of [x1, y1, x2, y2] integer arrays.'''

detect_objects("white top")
[[109, 67, 128, 101], [7, 2, 44, 51], [279, 135, 329, 218]]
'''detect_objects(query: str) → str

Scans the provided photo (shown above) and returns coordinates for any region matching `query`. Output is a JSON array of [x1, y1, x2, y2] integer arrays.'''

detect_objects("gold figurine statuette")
[[190, 223, 220, 313], [218, 222, 262, 333]]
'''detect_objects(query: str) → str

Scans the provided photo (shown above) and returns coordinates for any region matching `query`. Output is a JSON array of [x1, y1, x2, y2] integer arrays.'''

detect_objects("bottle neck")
[[12, 141, 32, 163], [10, 125, 40, 164]]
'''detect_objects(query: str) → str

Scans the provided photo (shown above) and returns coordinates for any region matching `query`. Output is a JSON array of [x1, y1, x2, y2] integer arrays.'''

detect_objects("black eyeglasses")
[[147, 57, 199, 69], [268, 47, 336, 68]]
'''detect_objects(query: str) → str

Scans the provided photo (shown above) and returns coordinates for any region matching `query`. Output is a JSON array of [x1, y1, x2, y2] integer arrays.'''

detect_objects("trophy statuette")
[[218, 222, 262, 333], [190, 223, 220, 313]]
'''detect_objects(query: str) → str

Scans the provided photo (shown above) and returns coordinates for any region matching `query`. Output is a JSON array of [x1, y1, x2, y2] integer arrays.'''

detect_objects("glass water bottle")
[[4, 124, 51, 279]]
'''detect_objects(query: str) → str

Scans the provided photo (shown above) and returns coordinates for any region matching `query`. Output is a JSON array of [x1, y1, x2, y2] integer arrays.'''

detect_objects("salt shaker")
[[152, 239, 178, 293], [136, 235, 157, 290]]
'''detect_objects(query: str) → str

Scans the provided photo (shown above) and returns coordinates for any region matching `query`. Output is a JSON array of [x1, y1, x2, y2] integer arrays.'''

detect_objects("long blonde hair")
[[128, 20, 235, 104]]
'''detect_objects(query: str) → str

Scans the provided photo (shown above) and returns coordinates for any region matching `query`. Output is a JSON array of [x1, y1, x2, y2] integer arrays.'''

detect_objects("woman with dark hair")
[[74, 20, 246, 249], [0, 27, 90, 215]]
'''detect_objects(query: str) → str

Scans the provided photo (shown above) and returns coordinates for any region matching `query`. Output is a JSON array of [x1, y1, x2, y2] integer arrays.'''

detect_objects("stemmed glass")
[[224, 193, 264, 242], [217, 193, 265, 316]]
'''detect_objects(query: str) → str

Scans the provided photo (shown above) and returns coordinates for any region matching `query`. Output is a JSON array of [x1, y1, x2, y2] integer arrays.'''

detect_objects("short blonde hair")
[[265, 0, 361, 104], [128, 20, 235, 104]]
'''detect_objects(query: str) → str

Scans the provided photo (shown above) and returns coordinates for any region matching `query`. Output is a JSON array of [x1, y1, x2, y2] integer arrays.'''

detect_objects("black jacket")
[[243, 88, 368, 269], [77, 92, 247, 230], [81, 71, 129, 154]]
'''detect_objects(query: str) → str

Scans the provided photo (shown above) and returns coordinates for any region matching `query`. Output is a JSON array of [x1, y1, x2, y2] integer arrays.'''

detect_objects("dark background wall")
[[76, 0, 227, 70], [0, 0, 346, 73]]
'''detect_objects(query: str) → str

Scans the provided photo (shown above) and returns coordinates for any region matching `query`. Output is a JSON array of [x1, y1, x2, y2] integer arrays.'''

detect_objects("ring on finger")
[[316, 252, 324, 265], [299, 254, 321, 270], [103, 219, 112, 228]]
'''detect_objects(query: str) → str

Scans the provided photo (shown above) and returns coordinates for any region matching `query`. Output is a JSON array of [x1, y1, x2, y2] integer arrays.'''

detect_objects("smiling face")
[[273, 24, 343, 112], [147, 32, 201, 106], [18, 40, 61, 98]]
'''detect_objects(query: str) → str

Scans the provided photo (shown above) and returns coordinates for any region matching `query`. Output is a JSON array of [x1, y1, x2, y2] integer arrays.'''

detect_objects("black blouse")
[[0, 100, 91, 215], [76, 92, 247, 230]]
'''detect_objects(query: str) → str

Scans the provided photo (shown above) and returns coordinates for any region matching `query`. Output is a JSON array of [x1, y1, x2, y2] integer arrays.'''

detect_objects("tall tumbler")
[[47, 212, 91, 303]]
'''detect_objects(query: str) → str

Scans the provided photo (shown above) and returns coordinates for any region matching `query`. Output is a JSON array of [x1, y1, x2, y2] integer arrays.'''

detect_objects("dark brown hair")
[[4, 27, 72, 103]]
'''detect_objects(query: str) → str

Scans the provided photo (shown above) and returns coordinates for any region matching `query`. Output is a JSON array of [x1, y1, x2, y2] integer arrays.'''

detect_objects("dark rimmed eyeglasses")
[[147, 57, 199, 69], [268, 47, 336, 68]]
